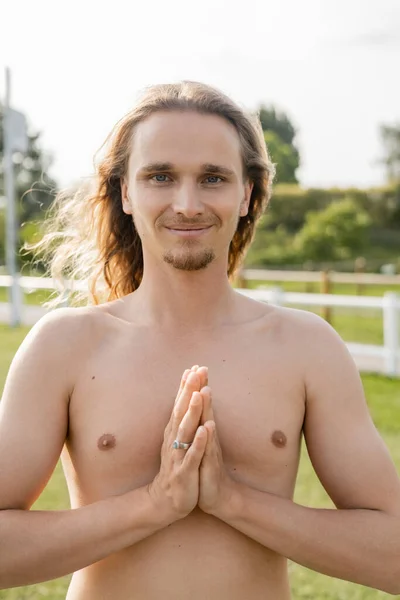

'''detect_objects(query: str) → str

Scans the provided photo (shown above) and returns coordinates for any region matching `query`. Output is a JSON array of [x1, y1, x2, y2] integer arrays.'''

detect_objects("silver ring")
[[172, 440, 192, 450]]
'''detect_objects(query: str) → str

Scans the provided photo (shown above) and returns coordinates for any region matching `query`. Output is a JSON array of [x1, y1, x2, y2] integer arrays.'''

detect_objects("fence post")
[[354, 257, 366, 296], [320, 270, 332, 324], [383, 292, 399, 377]]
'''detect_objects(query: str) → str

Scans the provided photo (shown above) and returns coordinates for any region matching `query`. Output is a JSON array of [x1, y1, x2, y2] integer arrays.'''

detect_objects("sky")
[[1, 0, 399, 190]]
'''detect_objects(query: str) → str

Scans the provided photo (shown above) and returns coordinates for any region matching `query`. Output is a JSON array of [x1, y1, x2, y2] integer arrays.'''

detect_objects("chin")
[[162, 248, 216, 271]]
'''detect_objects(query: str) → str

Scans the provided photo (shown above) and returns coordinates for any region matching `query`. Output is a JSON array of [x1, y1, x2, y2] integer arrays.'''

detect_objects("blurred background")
[[0, 1, 399, 598], [1, 0, 400, 275]]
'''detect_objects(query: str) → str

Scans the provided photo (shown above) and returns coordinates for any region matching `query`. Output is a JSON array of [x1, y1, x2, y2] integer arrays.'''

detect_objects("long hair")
[[25, 81, 275, 307]]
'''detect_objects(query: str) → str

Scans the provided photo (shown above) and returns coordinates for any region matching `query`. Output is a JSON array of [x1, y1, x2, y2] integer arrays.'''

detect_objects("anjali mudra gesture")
[[0, 81, 400, 599]]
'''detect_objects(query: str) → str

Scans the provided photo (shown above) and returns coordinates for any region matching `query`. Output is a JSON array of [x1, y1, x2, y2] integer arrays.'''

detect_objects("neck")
[[129, 255, 239, 333]]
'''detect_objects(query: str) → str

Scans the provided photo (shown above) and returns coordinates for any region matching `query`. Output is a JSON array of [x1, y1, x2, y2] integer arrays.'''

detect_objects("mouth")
[[165, 226, 213, 238]]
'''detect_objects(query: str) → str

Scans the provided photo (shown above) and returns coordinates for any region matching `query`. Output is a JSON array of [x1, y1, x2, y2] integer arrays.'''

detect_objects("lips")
[[165, 226, 213, 237], [167, 226, 211, 230]]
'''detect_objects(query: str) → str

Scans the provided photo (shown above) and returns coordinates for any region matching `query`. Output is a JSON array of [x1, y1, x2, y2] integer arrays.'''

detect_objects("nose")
[[172, 182, 205, 218]]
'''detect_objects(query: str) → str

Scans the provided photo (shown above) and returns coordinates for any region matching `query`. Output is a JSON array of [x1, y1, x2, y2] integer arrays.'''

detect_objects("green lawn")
[[0, 323, 399, 599]]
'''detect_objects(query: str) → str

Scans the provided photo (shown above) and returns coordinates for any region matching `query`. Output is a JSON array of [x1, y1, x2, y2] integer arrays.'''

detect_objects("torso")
[[62, 293, 306, 599]]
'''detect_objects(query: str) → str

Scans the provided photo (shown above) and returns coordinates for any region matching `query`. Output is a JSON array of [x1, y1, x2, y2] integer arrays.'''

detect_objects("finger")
[[165, 369, 202, 444], [182, 425, 207, 470], [173, 369, 199, 411], [202, 420, 216, 459], [197, 366, 208, 389], [173, 370, 201, 417], [200, 386, 214, 425], [205, 419, 222, 456], [173, 391, 204, 459], [176, 369, 191, 397]]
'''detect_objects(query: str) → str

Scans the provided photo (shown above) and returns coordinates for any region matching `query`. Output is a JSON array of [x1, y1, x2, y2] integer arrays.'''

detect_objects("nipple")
[[97, 433, 116, 450], [271, 430, 287, 448]]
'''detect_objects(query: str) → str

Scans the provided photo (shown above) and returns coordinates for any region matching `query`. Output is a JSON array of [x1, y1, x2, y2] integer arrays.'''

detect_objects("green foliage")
[[263, 184, 400, 233], [264, 131, 299, 184], [245, 183, 400, 269], [258, 105, 300, 184], [259, 105, 297, 145], [293, 198, 372, 262]]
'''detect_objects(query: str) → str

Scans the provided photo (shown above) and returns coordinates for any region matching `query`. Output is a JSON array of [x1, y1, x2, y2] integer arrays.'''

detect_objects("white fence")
[[0, 275, 399, 378]]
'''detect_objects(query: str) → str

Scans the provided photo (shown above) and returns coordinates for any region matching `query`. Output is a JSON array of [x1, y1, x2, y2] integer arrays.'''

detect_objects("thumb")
[[203, 421, 215, 458]]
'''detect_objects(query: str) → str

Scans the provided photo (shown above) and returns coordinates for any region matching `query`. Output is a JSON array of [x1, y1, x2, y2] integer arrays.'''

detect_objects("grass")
[[0, 307, 400, 598]]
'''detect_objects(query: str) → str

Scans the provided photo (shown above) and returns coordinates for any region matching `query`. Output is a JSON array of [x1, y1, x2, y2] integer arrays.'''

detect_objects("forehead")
[[128, 110, 243, 173]]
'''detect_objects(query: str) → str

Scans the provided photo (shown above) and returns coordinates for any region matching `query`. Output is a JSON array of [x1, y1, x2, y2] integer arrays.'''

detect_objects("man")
[[0, 81, 399, 599]]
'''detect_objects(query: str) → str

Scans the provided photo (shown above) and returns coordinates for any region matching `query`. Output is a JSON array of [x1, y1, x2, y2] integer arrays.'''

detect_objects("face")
[[121, 110, 253, 272]]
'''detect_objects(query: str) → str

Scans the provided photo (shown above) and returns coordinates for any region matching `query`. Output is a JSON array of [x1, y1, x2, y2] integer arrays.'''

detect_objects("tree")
[[264, 131, 299, 184], [0, 104, 57, 223], [380, 123, 400, 184], [293, 198, 372, 262], [259, 105, 300, 183], [0, 104, 57, 265]]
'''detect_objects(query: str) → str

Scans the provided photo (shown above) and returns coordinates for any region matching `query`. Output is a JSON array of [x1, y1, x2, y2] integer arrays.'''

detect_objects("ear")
[[239, 180, 254, 217], [121, 178, 132, 215]]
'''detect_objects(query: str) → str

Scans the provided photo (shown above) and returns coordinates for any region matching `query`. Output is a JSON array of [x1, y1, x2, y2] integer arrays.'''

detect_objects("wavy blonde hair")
[[26, 81, 275, 307]]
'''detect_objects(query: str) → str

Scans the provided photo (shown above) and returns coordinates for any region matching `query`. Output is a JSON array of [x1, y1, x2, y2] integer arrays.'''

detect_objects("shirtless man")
[[0, 81, 399, 599]]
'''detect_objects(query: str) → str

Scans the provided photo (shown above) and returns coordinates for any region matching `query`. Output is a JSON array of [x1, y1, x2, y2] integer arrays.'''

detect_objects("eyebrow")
[[137, 162, 236, 177]]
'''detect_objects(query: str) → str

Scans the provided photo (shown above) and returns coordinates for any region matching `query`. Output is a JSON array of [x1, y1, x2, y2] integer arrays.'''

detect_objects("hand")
[[198, 386, 237, 517], [147, 366, 208, 523]]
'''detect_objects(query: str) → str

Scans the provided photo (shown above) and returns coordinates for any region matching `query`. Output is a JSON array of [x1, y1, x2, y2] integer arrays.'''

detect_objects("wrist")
[[207, 479, 244, 522], [143, 483, 183, 527]]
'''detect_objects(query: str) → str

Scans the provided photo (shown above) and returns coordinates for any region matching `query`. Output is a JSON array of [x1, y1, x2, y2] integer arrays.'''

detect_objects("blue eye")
[[205, 176, 222, 184], [152, 174, 170, 183]]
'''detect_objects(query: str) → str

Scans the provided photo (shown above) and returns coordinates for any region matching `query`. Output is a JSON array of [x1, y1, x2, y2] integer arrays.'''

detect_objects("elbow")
[[385, 586, 400, 596], [385, 582, 400, 596], [381, 570, 400, 596]]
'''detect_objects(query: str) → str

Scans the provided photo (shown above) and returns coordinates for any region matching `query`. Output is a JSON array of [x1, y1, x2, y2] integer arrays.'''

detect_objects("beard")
[[163, 243, 216, 271]]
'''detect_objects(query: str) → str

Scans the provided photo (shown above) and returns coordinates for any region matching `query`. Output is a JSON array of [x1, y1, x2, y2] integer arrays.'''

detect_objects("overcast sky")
[[1, 0, 399, 189]]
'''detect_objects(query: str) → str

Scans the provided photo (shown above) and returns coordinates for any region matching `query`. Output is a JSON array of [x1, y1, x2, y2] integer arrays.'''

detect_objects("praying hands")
[[147, 365, 237, 522]]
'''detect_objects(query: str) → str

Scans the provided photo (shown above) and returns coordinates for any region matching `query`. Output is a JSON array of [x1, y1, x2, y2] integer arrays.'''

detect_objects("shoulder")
[[28, 305, 101, 344], [271, 306, 360, 401], [258, 304, 352, 379], [20, 306, 111, 394], [265, 303, 341, 342]]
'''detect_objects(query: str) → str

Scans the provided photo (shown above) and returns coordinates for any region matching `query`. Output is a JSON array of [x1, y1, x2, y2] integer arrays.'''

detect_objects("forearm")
[[0, 485, 171, 589], [213, 483, 400, 595]]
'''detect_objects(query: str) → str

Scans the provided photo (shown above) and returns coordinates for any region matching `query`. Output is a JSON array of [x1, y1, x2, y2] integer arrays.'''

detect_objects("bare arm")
[[202, 312, 400, 594], [0, 485, 171, 588], [0, 309, 206, 588]]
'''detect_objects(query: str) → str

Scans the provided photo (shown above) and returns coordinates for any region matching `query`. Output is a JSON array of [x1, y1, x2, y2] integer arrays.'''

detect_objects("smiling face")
[[121, 110, 253, 273]]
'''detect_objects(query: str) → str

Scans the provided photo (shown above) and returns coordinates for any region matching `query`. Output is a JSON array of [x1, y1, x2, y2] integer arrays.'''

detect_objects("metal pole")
[[3, 67, 21, 326]]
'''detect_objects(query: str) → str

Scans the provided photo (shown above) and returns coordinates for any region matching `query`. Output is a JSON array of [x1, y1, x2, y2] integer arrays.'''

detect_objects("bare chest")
[[63, 323, 305, 505]]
